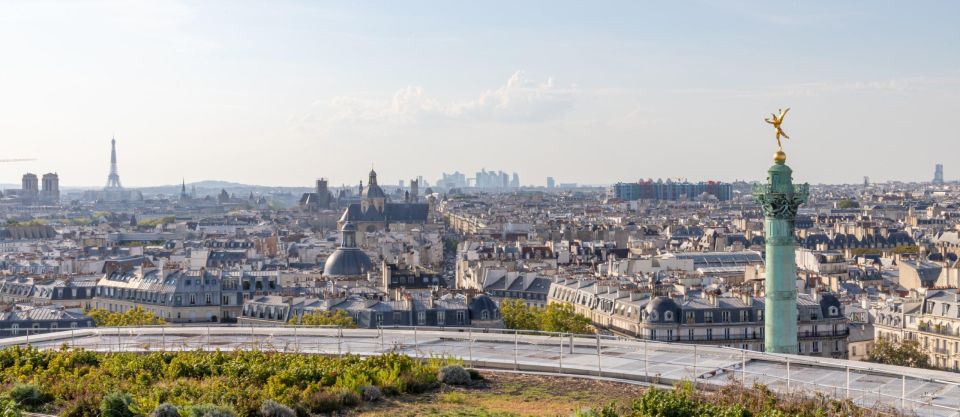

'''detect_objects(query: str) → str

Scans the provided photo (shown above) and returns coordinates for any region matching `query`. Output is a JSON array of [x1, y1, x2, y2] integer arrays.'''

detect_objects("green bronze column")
[[753, 148, 808, 354]]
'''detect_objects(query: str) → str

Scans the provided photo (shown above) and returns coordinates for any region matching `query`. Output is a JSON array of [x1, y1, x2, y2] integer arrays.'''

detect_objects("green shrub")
[[259, 400, 294, 417], [0, 396, 21, 417], [360, 385, 382, 402], [8, 383, 48, 410], [61, 391, 102, 417], [403, 366, 439, 393], [300, 389, 341, 414], [150, 403, 180, 417], [335, 389, 360, 408], [438, 365, 471, 386], [100, 392, 139, 417]]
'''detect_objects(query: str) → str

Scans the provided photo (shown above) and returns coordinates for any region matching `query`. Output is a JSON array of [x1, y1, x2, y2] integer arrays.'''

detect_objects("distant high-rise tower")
[[933, 163, 944, 185], [105, 138, 123, 189], [546, 177, 555, 189], [863, 176, 869, 189], [41, 173, 59, 203]]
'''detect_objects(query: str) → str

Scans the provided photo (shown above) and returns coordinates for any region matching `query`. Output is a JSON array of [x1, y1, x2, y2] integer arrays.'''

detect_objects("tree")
[[291, 310, 357, 328], [867, 336, 931, 369], [836, 199, 859, 209], [499, 299, 539, 330], [500, 299, 593, 334], [540, 303, 593, 334], [87, 307, 165, 327]]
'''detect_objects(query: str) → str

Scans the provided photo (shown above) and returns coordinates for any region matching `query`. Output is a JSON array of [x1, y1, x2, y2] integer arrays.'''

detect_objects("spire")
[[368, 169, 378, 187], [105, 137, 122, 189]]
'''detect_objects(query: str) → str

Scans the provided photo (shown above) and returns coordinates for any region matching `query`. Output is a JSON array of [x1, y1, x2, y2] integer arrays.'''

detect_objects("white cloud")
[[293, 71, 578, 131]]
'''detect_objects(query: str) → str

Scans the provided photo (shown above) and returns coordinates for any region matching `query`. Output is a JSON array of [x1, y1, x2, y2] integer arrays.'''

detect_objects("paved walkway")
[[4, 326, 960, 416]]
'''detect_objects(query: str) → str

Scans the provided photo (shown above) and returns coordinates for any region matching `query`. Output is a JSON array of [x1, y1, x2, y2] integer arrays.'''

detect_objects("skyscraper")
[[933, 163, 944, 184], [753, 149, 808, 354]]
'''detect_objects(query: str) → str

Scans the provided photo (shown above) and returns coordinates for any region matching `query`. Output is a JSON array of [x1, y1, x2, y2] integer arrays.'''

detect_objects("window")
[[688, 329, 695, 341], [376, 314, 383, 326], [706, 329, 713, 340], [664, 311, 674, 322], [457, 311, 466, 325], [417, 311, 426, 325], [721, 311, 730, 323], [740, 310, 748, 322], [829, 306, 839, 316], [812, 341, 821, 353], [481, 310, 489, 320], [205, 294, 212, 305], [437, 312, 445, 326], [650, 311, 659, 322], [757, 310, 763, 321], [705, 312, 714, 323], [685, 311, 695, 323], [190, 294, 196, 305], [724, 328, 730, 340]]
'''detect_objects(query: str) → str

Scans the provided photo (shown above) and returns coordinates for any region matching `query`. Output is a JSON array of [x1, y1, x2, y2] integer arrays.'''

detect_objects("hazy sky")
[[1, 1, 958, 188]]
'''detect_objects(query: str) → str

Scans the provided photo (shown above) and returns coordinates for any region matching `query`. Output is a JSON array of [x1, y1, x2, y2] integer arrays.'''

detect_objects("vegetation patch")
[[87, 307, 167, 327], [0, 348, 458, 417]]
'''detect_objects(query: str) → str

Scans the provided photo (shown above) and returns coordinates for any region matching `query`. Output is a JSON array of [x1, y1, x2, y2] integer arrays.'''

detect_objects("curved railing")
[[2, 325, 958, 417]]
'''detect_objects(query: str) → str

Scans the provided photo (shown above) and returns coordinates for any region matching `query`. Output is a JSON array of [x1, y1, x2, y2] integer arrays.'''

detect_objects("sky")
[[0, 0, 958, 188]]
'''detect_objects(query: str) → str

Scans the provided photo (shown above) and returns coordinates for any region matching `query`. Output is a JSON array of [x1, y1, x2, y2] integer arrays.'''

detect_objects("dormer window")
[[828, 306, 839, 316], [650, 311, 659, 322], [664, 311, 674, 322]]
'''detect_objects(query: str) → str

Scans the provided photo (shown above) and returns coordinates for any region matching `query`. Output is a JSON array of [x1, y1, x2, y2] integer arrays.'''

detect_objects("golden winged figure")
[[765, 108, 790, 150]]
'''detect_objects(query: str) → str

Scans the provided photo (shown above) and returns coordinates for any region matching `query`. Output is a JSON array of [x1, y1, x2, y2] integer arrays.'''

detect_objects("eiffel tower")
[[105, 137, 123, 190]]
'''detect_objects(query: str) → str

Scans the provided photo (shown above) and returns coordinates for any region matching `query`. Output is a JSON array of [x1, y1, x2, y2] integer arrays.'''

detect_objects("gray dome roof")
[[323, 247, 372, 278], [362, 184, 386, 199], [361, 170, 386, 199], [819, 293, 842, 317], [469, 295, 500, 321], [645, 296, 679, 322]]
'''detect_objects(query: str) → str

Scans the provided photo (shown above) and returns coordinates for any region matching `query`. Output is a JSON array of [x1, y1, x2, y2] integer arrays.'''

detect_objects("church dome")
[[323, 221, 372, 278], [361, 169, 386, 199], [322, 247, 373, 278]]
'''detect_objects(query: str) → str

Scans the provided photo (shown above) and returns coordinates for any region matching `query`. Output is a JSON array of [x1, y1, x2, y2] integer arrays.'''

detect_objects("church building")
[[338, 170, 429, 233]]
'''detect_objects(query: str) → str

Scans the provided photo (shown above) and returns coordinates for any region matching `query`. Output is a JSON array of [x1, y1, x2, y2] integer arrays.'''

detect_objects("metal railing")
[[1, 325, 959, 416]]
